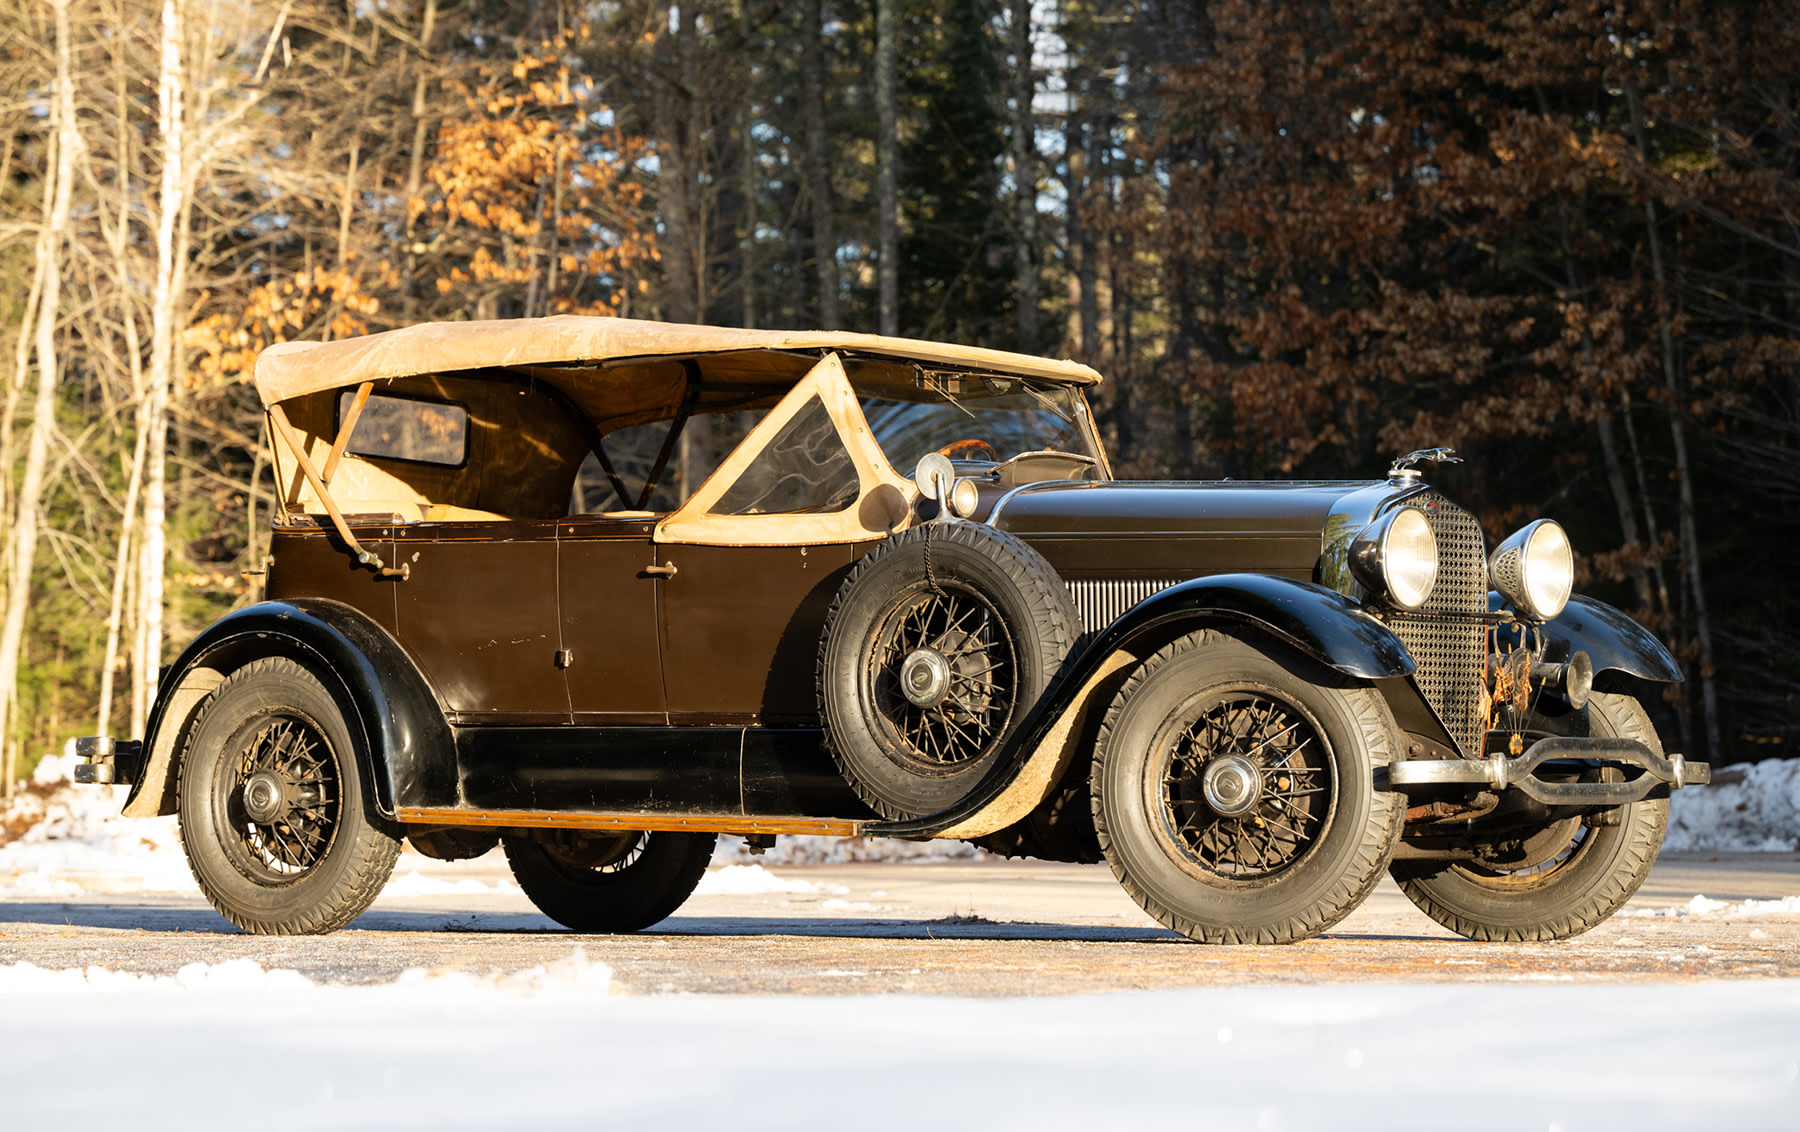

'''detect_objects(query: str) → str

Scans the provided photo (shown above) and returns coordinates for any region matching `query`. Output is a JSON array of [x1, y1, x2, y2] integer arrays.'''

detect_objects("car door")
[[392, 519, 570, 722], [558, 515, 667, 723], [652, 353, 915, 724]]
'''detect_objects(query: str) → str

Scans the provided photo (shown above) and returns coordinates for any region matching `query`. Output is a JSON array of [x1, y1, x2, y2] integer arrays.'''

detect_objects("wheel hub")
[[242, 768, 290, 824], [1201, 754, 1262, 817], [899, 647, 953, 707]]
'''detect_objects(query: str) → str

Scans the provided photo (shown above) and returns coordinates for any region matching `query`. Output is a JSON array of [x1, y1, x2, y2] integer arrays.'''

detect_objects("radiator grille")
[[1386, 491, 1488, 754], [1066, 578, 1180, 636]]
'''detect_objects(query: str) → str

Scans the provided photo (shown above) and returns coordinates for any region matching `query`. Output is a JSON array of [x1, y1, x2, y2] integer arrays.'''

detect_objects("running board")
[[395, 807, 866, 838]]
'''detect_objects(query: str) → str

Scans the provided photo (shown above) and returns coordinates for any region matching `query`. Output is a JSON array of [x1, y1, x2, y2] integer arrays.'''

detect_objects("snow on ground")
[[0, 752, 196, 896], [712, 831, 994, 865], [1666, 756, 1800, 851], [693, 863, 849, 895], [0, 957, 1794, 1130]]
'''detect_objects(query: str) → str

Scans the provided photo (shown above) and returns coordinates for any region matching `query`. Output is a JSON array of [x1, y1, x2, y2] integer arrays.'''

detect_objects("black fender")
[[124, 599, 456, 820], [870, 574, 1414, 837], [1494, 593, 1682, 687]]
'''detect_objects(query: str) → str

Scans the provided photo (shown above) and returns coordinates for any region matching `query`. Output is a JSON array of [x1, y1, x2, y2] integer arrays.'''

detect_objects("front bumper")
[[1388, 736, 1710, 806], [72, 735, 141, 785]]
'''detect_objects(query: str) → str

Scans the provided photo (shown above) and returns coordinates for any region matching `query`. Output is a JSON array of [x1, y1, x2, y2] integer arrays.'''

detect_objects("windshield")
[[847, 361, 1096, 474]]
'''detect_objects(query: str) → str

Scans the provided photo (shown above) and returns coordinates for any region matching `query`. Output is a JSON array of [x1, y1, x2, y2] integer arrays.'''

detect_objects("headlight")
[[947, 477, 981, 519], [1488, 519, 1573, 621], [1348, 506, 1438, 610]]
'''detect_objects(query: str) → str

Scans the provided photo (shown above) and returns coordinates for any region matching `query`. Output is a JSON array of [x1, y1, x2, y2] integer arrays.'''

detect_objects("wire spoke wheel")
[[865, 582, 1018, 774], [1389, 691, 1671, 942], [177, 657, 399, 935], [503, 830, 717, 934], [1092, 630, 1403, 944], [1155, 691, 1334, 886], [220, 712, 343, 883]]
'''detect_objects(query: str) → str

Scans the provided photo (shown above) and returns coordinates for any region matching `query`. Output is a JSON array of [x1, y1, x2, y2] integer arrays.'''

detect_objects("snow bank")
[[693, 864, 848, 896], [1624, 893, 1800, 920], [1666, 757, 1800, 851], [712, 833, 992, 866], [1, 971, 1794, 1130], [0, 750, 197, 896]]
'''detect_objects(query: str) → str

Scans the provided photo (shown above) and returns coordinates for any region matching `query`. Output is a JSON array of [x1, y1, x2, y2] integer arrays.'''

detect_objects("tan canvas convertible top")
[[253, 316, 1102, 406], [256, 317, 1104, 571]]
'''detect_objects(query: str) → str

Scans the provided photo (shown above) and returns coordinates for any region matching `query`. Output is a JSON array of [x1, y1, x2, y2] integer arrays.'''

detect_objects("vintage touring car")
[[73, 317, 1708, 942]]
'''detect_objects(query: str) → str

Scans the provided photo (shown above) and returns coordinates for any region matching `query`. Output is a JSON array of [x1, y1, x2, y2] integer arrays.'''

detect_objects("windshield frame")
[[844, 358, 1112, 481]]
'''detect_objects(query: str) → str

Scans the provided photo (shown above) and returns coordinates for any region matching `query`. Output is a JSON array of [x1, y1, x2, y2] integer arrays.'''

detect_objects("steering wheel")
[[937, 438, 999, 462]]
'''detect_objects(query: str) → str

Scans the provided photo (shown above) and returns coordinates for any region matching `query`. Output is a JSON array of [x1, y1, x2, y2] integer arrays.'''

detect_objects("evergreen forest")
[[0, 0, 1795, 789]]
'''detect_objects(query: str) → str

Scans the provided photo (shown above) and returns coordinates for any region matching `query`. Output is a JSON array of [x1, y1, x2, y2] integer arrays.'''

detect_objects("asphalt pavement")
[[3, 851, 1796, 995]]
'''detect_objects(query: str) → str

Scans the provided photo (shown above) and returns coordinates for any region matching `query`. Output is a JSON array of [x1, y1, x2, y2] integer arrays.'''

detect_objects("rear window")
[[337, 392, 468, 467]]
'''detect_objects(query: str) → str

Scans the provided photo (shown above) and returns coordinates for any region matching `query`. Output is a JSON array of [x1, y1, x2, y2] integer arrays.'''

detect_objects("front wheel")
[[1389, 692, 1669, 942], [503, 829, 717, 932], [177, 657, 400, 935], [1091, 630, 1405, 944]]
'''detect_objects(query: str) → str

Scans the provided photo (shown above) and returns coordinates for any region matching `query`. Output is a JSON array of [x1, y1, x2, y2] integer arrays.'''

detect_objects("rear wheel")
[[1390, 692, 1669, 941], [503, 829, 716, 933], [176, 657, 400, 935], [1091, 630, 1404, 944]]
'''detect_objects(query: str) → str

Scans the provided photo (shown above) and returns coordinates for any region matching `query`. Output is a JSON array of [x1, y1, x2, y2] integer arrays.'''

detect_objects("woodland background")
[[0, 0, 1794, 791]]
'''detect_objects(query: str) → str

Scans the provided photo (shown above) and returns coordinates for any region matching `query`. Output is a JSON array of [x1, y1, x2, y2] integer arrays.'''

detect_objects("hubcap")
[[241, 769, 288, 824], [1201, 754, 1261, 817], [867, 583, 1018, 771], [219, 715, 341, 880], [899, 647, 952, 707], [1158, 692, 1334, 883]]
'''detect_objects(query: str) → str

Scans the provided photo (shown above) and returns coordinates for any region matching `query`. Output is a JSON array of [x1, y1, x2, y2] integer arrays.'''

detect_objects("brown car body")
[[74, 317, 1709, 941]]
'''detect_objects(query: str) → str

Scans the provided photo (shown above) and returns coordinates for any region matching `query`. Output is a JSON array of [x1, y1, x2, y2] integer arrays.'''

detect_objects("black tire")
[[817, 521, 1078, 820], [1091, 630, 1405, 944], [1390, 692, 1669, 942], [503, 829, 716, 933], [176, 657, 400, 935]]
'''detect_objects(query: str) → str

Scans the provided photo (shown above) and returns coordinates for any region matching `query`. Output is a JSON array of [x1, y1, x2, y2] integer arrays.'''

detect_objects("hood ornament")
[[1388, 447, 1462, 483]]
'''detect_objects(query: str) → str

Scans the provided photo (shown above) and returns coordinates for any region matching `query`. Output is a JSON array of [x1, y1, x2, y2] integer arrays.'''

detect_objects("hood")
[[989, 479, 1416, 583]]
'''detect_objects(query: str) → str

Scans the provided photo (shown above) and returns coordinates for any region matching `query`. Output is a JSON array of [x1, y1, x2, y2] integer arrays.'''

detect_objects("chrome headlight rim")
[[1489, 518, 1574, 622], [1347, 505, 1440, 612]]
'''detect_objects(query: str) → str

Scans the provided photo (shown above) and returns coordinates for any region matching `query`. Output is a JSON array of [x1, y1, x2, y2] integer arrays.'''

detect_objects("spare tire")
[[817, 521, 1079, 820]]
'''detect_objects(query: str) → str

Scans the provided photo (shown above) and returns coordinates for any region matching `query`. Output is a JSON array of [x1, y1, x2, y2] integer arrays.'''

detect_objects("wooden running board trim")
[[396, 807, 866, 838]]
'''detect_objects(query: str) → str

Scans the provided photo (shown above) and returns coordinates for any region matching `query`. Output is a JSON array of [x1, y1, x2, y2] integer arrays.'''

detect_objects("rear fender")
[[122, 599, 455, 820], [885, 574, 1417, 839]]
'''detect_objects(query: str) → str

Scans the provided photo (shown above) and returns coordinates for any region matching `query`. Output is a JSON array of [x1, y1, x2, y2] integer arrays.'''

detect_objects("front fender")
[[124, 599, 456, 820], [872, 574, 1414, 838], [1498, 593, 1682, 686], [1099, 573, 1418, 680]]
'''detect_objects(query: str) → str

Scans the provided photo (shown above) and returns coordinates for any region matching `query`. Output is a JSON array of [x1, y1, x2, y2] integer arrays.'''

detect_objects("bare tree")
[[0, 0, 81, 795]]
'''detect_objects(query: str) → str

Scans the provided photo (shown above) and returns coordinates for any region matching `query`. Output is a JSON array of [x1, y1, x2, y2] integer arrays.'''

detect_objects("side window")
[[338, 392, 468, 466], [569, 410, 766, 514], [711, 396, 859, 516]]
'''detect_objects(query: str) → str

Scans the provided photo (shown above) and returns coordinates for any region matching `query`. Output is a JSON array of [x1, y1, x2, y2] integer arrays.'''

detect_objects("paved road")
[[3, 851, 1796, 995]]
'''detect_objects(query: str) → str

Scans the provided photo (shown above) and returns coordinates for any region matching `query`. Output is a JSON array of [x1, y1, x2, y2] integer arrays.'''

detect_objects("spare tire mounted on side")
[[817, 521, 1078, 821]]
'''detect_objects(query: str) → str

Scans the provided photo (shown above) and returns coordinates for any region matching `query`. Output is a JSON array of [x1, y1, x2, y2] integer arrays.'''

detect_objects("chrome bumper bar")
[[1388, 736, 1710, 806]]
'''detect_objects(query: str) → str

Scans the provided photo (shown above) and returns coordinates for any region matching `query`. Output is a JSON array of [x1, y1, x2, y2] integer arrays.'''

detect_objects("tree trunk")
[[652, 3, 700, 324], [1009, 0, 1037, 349], [134, 0, 191, 736], [801, 0, 838, 329], [0, 0, 80, 794], [1626, 79, 1721, 762], [875, 0, 898, 336]]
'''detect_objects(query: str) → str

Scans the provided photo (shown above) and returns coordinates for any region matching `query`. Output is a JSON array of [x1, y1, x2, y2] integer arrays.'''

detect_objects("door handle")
[[643, 563, 678, 578]]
